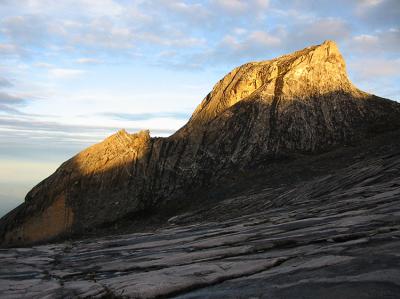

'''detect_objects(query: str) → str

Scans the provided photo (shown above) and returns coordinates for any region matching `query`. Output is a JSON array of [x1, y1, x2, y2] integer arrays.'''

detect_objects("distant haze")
[[0, 161, 62, 217]]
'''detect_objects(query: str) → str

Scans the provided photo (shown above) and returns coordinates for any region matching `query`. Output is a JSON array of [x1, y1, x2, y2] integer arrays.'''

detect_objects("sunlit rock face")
[[1, 40, 400, 246], [184, 40, 353, 128]]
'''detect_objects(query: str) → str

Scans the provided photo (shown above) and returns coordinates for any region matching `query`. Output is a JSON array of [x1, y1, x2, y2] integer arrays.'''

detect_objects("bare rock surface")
[[1, 40, 400, 298], [1, 40, 400, 246], [1, 128, 400, 298]]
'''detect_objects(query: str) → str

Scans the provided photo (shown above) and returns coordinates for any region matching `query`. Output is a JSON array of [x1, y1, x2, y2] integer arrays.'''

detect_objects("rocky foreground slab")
[[1, 130, 400, 298]]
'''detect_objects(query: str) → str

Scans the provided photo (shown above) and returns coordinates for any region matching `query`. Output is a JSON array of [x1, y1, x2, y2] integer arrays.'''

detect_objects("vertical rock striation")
[[1, 40, 400, 246]]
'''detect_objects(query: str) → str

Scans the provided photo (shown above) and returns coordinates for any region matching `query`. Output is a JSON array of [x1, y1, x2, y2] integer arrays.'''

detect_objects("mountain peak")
[[282, 39, 341, 60], [305, 39, 345, 68], [288, 40, 341, 61], [321, 39, 339, 49], [2, 41, 400, 247], [182, 40, 353, 131]]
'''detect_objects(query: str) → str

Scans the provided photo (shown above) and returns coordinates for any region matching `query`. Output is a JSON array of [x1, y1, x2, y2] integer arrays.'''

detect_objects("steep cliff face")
[[182, 40, 353, 130], [1, 40, 400, 246]]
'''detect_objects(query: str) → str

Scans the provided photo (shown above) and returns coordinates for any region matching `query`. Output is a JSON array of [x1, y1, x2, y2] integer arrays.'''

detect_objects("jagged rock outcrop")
[[1, 40, 400, 246]]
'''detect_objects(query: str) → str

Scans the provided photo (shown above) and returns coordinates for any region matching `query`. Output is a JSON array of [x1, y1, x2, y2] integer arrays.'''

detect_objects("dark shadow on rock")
[[3, 40, 400, 246], [1, 90, 400, 247]]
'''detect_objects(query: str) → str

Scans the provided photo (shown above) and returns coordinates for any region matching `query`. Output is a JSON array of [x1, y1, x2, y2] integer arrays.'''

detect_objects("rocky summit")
[[1, 40, 400, 298], [1, 40, 400, 247]]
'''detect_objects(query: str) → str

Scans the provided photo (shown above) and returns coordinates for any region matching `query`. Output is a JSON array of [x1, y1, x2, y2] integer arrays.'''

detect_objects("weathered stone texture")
[[1, 40, 400, 246]]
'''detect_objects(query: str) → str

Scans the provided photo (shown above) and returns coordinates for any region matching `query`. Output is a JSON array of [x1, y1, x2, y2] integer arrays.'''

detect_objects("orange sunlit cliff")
[[1, 40, 400, 247]]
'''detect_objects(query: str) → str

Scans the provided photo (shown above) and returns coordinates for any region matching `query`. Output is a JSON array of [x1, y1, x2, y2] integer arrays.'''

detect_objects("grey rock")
[[1, 40, 400, 246], [0, 137, 400, 298]]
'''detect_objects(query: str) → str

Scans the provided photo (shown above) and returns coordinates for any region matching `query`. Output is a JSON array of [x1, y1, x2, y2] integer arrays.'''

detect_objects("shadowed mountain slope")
[[1, 128, 400, 298], [1, 40, 400, 247]]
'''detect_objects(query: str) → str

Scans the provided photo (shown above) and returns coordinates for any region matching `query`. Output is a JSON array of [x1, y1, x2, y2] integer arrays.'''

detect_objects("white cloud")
[[0, 43, 16, 52], [233, 28, 247, 35], [220, 32, 278, 53], [138, 32, 206, 47], [248, 31, 281, 46], [76, 58, 102, 64], [348, 57, 400, 100], [0, 91, 27, 114], [12, 0, 123, 17], [0, 0, 398, 107], [63, 18, 136, 49], [355, 0, 399, 27], [357, 0, 384, 8], [301, 18, 350, 41], [0, 43, 22, 57], [159, 0, 209, 19], [158, 50, 178, 58], [0, 77, 12, 88], [0, 92, 22, 102], [349, 28, 400, 54], [353, 34, 379, 43], [73, 0, 123, 16], [49, 68, 86, 79], [34, 62, 54, 68], [213, 0, 247, 12], [255, 0, 270, 8], [212, 0, 269, 13], [1, 15, 50, 46], [350, 58, 400, 79], [188, 29, 281, 67]]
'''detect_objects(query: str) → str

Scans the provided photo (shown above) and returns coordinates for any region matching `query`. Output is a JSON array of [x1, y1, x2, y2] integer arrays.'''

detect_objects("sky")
[[0, 0, 399, 217]]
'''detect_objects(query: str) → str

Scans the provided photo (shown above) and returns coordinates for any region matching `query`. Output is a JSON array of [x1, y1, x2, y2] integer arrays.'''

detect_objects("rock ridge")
[[1, 40, 400, 246], [179, 40, 358, 134]]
